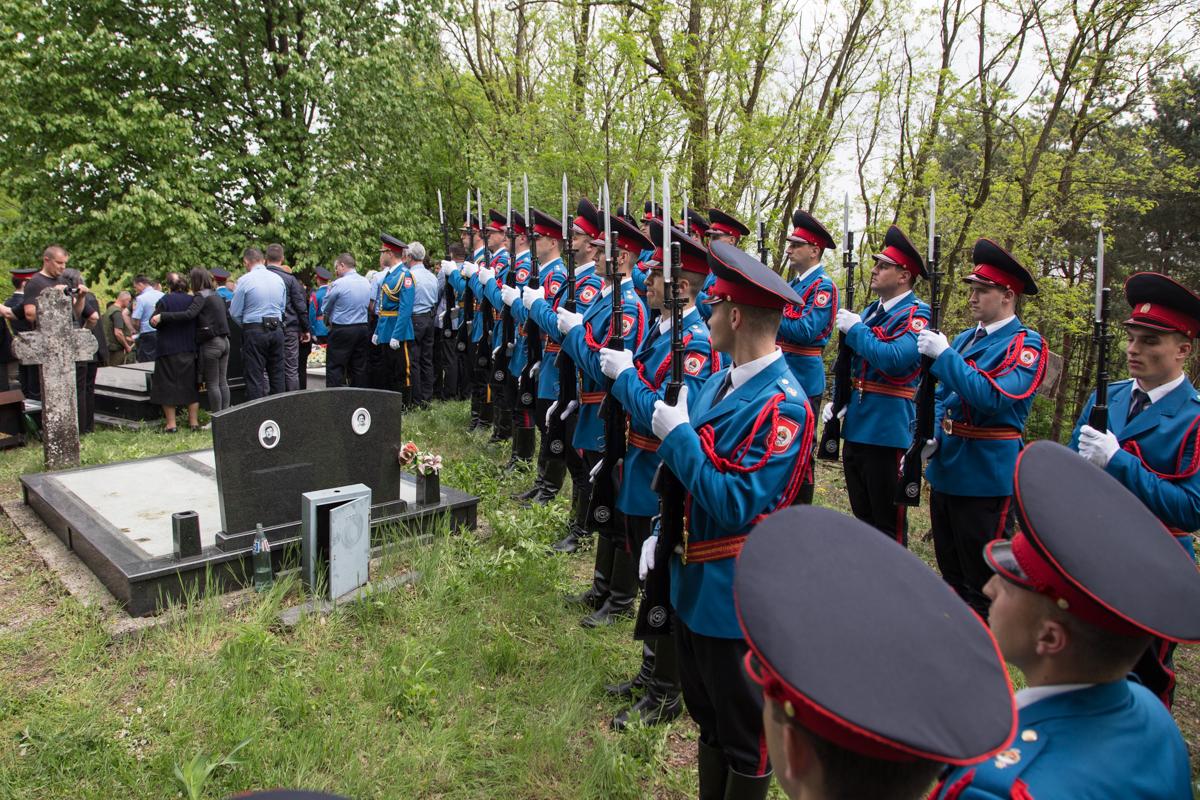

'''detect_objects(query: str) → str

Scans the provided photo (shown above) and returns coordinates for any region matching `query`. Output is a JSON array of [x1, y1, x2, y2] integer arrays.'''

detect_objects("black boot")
[[604, 642, 655, 698], [582, 543, 636, 628], [566, 534, 613, 609], [723, 769, 772, 800], [532, 458, 566, 505], [513, 479, 544, 502], [698, 741, 728, 800], [551, 482, 591, 553], [513, 426, 537, 460], [612, 636, 682, 729]]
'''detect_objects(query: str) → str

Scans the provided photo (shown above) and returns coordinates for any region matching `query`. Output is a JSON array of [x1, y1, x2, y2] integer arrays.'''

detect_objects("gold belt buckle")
[[942, 418, 954, 436]]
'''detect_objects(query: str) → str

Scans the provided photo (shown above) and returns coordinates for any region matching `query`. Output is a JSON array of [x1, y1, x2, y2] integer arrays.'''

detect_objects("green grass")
[[0, 402, 1195, 798]]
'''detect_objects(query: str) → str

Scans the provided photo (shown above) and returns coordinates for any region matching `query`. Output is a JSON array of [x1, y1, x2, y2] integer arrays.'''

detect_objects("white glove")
[[492, 345, 501, 361], [560, 399, 579, 420], [652, 384, 690, 440], [461, 262, 478, 278], [371, 334, 379, 346], [522, 285, 541, 310], [821, 404, 846, 424], [556, 307, 584, 335], [921, 438, 938, 463], [389, 338, 401, 350], [639, 534, 658, 580], [545, 401, 558, 427], [477, 265, 495, 284], [1078, 424, 1120, 468], [835, 308, 862, 334], [917, 329, 950, 359], [530, 360, 541, 379], [599, 347, 634, 380], [439, 260, 456, 275], [501, 285, 520, 307], [589, 459, 605, 481]]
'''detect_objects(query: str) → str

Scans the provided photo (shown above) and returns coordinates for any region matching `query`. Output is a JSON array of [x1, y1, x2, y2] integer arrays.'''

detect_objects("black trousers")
[[76, 362, 97, 433], [385, 341, 411, 400], [437, 329, 466, 400], [470, 339, 491, 415], [491, 355, 514, 437], [843, 440, 907, 546], [411, 312, 436, 405], [242, 324, 285, 400], [298, 336, 312, 390], [930, 489, 1015, 619], [675, 618, 768, 776], [794, 395, 821, 505], [135, 331, 157, 363], [18, 363, 39, 401], [326, 324, 370, 388]]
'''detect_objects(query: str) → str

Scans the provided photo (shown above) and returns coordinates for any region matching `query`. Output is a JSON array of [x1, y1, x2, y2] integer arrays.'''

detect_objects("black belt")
[[329, 321, 368, 329], [414, 309, 436, 317], [243, 318, 282, 330]]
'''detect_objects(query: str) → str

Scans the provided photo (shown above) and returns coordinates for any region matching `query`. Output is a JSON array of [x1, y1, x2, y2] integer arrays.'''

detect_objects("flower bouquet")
[[398, 442, 443, 505]]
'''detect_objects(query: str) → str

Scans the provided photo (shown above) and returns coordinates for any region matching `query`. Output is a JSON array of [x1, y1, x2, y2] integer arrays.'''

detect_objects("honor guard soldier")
[[932, 442, 1200, 800], [620, 204, 652, 313], [212, 267, 234, 302], [917, 239, 1044, 619], [524, 198, 607, 553], [737, 506, 1017, 800], [373, 233, 415, 406], [470, 209, 517, 444], [505, 207, 570, 505], [641, 241, 813, 799], [695, 207, 750, 321], [634, 202, 664, 316], [828, 225, 930, 545], [556, 211, 650, 618], [308, 267, 331, 345], [1070, 272, 1200, 707], [451, 212, 487, 428], [597, 221, 717, 730]]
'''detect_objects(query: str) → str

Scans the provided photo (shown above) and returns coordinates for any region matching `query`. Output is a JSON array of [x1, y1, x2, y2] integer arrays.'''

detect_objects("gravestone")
[[212, 387, 406, 550], [12, 289, 98, 468]]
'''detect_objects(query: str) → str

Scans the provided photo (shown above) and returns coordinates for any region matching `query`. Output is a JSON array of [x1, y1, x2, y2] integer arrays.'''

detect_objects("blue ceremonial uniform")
[[842, 293, 930, 449], [529, 263, 605, 397], [1070, 379, 1200, 560], [309, 284, 329, 338], [376, 265, 414, 343], [610, 308, 718, 517], [471, 247, 509, 349], [926, 318, 1045, 497], [776, 267, 838, 401], [934, 681, 1191, 800], [657, 354, 812, 638], [511, 256, 567, 400], [695, 272, 717, 321], [479, 249, 531, 373], [216, 285, 234, 303], [560, 278, 647, 452]]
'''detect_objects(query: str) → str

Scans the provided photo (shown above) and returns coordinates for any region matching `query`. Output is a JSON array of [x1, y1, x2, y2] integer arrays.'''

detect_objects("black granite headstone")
[[212, 388, 403, 548]]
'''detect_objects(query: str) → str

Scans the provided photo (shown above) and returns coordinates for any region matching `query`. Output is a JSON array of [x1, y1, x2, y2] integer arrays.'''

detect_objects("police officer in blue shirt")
[[407, 242, 440, 409], [916, 239, 1045, 619], [932, 441, 1200, 800], [1070, 272, 1200, 707], [827, 225, 930, 546], [229, 246, 288, 400], [737, 506, 1017, 800], [321, 253, 372, 387]]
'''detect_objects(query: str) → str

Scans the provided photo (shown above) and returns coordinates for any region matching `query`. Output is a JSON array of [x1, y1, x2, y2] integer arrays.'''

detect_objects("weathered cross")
[[12, 289, 97, 469]]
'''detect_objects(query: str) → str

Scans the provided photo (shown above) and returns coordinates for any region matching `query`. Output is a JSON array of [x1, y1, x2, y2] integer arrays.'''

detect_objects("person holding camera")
[[21, 245, 92, 401], [151, 268, 232, 413], [230, 247, 287, 400]]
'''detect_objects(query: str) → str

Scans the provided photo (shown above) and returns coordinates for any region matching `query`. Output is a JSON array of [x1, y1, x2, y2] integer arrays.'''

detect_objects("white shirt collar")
[[1014, 684, 1094, 710], [794, 263, 822, 283], [879, 289, 913, 313], [975, 315, 1016, 336], [658, 305, 698, 334], [247, 262, 265, 272], [600, 276, 634, 297], [576, 261, 595, 276], [1137, 372, 1187, 404], [728, 348, 783, 391]]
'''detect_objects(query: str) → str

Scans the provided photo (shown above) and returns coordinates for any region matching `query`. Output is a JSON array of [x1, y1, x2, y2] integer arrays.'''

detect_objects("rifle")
[[517, 175, 542, 434], [545, 176, 577, 459], [474, 188, 495, 381], [586, 182, 626, 536], [817, 195, 855, 460], [437, 189, 456, 344], [636, 174, 680, 640], [456, 188, 475, 356], [755, 186, 768, 266], [1089, 229, 1109, 432], [895, 190, 941, 506], [492, 182, 518, 387]]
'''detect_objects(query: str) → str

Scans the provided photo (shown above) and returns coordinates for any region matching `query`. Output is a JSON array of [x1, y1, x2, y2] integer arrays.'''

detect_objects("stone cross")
[[12, 288, 97, 469]]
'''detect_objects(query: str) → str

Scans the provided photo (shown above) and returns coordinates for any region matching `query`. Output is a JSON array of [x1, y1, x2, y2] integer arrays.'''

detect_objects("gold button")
[[784, 701, 795, 718], [1021, 729, 1038, 742]]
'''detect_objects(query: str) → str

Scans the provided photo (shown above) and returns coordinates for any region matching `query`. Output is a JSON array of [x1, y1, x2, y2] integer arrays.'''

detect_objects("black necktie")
[[714, 373, 734, 405], [1127, 388, 1150, 423], [970, 327, 987, 346]]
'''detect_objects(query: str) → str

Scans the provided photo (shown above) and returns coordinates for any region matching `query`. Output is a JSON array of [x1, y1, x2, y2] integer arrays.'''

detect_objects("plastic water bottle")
[[252, 523, 273, 592]]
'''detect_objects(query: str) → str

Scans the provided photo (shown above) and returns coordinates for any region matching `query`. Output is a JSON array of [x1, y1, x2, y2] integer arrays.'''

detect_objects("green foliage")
[[173, 738, 251, 800]]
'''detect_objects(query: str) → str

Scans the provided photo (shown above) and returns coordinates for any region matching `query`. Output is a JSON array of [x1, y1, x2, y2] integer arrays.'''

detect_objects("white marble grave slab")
[[54, 457, 222, 559]]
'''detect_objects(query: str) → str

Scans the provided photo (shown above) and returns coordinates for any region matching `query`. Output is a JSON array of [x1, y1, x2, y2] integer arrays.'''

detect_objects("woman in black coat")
[[153, 267, 231, 413], [148, 272, 199, 431]]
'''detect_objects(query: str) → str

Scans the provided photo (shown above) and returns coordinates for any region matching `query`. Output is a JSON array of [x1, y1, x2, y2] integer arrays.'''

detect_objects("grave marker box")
[[301, 484, 372, 601]]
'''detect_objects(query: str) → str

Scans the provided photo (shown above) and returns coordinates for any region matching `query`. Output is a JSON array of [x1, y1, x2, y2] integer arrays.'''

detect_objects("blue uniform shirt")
[[934, 681, 1191, 799], [216, 285, 234, 302], [309, 284, 330, 337], [777, 265, 838, 400], [511, 256, 568, 400], [409, 262, 440, 313], [841, 291, 931, 450], [229, 264, 287, 325], [322, 271, 371, 326], [1070, 376, 1200, 559], [133, 285, 165, 336]]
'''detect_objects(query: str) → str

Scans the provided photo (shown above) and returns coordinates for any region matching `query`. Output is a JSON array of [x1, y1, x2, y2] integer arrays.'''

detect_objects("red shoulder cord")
[[963, 332, 1047, 401], [927, 769, 975, 800], [583, 296, 646, 352], [634, 333, 696, 390], [1121, 414, 1200, 480], [685, 396, 815, 529], [783, 280, 840, 341], [862, 306, 923, 385]]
